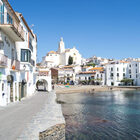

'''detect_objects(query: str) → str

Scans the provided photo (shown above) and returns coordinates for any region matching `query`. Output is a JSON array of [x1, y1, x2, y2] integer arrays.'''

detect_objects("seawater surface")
[[57, 90, 140, 140]]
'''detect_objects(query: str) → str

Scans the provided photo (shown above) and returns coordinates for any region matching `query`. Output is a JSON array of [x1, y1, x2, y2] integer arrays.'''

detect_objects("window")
[[130, 75, 131, 78], [117, 73, 119, 77], [12, 48, 15, 60], [136, 69, 138, 73], [129, 69, 131, 74], [29, 40, 33, 52], [111, 67, 113, 71], [0, 41, 4, 50], [0, 4, 4, 24], [110, 73, 114, 79], [117, 68, 119, 71], [129, 65, 131, 68], [111, 73, 114, 77], [136, 74, 138, 79], [2, 83, 4, 91], [7, 13, 13, 24], [123, 68, 125, 72], [123, 73, 125, 77], [21, 49, 31, 62], [136, 64, 137, 67]]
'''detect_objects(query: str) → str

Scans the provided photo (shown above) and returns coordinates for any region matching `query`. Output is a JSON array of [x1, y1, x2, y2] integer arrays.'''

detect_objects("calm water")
[[57, 90, 140, 140]]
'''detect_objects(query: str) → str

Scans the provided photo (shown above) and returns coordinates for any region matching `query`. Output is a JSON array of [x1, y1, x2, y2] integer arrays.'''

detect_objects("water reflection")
[[57, 91, 140, 140]]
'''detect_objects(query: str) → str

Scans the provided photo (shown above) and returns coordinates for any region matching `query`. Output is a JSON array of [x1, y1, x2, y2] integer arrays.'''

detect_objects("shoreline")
[[55, 85, 140, 94]]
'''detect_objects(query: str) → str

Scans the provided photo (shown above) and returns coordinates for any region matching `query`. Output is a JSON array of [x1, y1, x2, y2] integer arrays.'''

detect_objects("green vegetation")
[[86, 63, 96, 67], [68, 56, 73, 65], [121, 78, 134, 85]]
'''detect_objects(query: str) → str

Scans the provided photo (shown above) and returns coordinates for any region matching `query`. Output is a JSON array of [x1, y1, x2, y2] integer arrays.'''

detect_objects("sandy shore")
[[55, 85, 139, 94]]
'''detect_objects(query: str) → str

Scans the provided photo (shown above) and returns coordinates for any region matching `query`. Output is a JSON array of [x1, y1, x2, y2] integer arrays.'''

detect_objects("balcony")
[[11, 59, 20, 71], [0, 13, 24, 42], [29, 42, 33, 52], [0, 53, 8, 67], [30, 59, 35, 66]]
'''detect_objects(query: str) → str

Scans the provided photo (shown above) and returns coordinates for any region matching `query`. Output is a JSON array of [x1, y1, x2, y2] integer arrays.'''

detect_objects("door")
[[10, 82, 13, 102]]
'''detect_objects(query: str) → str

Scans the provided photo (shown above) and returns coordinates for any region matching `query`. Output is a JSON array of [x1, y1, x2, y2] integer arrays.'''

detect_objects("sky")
[[9, 0, 140, 62]]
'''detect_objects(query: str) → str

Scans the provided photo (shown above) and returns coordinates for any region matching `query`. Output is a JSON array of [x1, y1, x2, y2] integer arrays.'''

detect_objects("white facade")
[[42, 51, 60, 68], [87, 56, 109, 65], [36, 67, 52, 92], [41, 38, 82, 68], [76, 72, 94, 82], [0, 0, 37, 106], [128, 61, 140, 86], [94, 71, 105, 85], [57, 65, 81, 83], [106, 62, 129, 86]]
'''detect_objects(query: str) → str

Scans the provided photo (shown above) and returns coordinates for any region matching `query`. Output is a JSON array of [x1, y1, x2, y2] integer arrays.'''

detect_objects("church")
[[41, 38, 82, 68]]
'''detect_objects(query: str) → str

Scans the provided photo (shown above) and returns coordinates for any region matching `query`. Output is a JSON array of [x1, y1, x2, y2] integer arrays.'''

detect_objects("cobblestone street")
[[0, 91, 65, 140]]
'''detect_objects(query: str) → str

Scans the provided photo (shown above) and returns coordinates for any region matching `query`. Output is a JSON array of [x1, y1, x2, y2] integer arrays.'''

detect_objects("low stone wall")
[[39, 123, 65, 140]]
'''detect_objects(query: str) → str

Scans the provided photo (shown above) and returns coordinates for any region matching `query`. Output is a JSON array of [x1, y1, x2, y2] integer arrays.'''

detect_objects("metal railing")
[[30, 59, 35, 66], [11, 59, 20, 71], [0, 13, 25, 40], [0, 53, 8, 67], [29, 42, 33, 52]]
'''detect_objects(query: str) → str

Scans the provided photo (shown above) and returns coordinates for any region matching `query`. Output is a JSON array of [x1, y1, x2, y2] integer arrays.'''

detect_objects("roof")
[[120, 61, 130, 63], [89, 67, 104, 71], [79, 71, 96, 74], [16, 12, 34, 38], [63, 65, 74, 68], [48, 51, 57, 54]]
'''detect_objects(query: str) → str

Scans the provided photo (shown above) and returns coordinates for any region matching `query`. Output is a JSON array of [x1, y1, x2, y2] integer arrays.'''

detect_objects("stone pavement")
[[0, 91, 65, 140]]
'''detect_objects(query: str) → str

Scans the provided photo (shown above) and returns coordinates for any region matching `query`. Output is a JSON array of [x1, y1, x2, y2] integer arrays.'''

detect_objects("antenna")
[[30, 24, 34, 29]]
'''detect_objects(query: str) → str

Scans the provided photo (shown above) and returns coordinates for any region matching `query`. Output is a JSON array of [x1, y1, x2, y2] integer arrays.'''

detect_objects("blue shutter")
[[0, 3, 4, 24], [0, 5, 2, 23]]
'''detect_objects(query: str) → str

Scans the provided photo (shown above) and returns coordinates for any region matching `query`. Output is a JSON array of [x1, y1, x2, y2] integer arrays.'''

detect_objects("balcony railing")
[[0, 53, 8, 67], [0, 13, 25, 41], [12, 19, 25, 40], [30, 59, 35, 66], [11, 59, 20, 71], [29, 42, 33, 52]]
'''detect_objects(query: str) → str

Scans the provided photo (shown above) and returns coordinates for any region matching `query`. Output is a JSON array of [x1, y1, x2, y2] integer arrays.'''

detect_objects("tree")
[[68, 56, 73, 65], [121, 78, 134, 86], [86, 63, 96, 67]]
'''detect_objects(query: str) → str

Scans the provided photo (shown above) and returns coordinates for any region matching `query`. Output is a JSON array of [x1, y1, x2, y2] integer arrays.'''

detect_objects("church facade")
[[41, 38, 82, 68]]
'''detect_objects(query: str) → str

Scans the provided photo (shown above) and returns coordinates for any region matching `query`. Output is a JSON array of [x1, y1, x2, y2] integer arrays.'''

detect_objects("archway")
[[36, 79, 48, 91]]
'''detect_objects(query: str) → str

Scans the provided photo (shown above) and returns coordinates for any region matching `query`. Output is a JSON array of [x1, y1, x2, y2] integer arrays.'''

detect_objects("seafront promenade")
[[55, 85, 140, 94], [0, 91, 65, 140]]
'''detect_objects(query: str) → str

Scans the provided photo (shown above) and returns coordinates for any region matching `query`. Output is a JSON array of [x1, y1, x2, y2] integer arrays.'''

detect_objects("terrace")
[[0, 53, 8, 67], [0, 12, 25, 41], [11, 59, 20, 71]]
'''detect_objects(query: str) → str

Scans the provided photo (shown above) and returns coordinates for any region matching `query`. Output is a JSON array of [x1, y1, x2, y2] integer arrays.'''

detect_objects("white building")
[[87, 56, 109, 65], [41, 38, 82, 68], [16, 13, 37, 98], [76, 71, 95, 83], [0, 0, 37, 106], [106, 61, 129, 86], [56, 65, 81, 84], [128, 61, 140, 86], [36, 67, 52, 92]]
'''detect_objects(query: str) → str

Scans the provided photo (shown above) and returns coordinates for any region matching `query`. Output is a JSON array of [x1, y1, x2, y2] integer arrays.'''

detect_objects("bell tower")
[[58, 37, 65, 53]]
